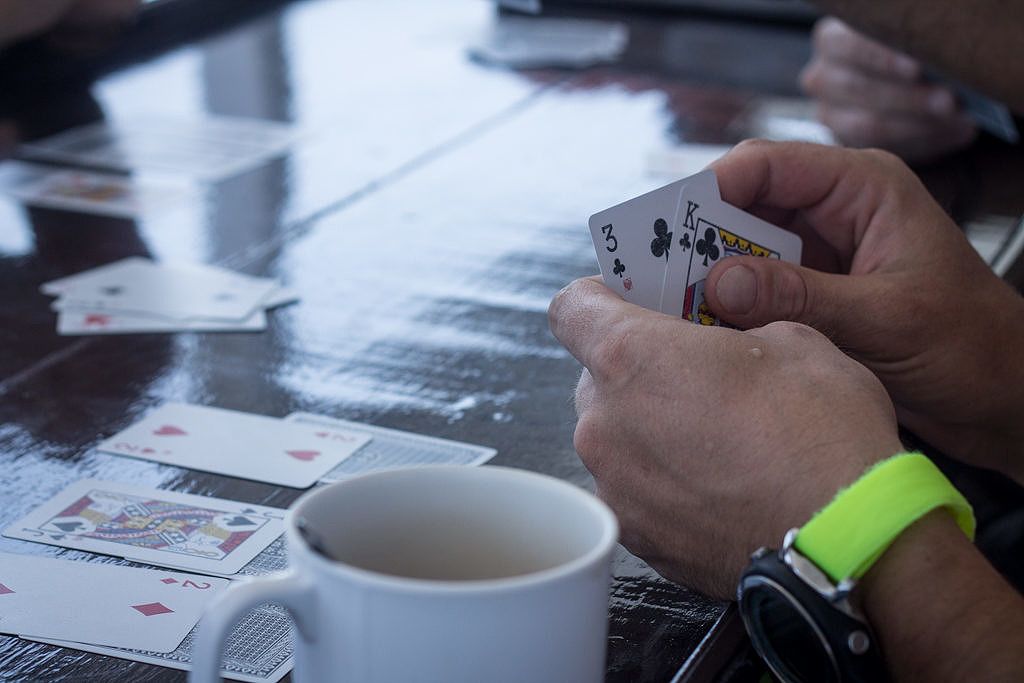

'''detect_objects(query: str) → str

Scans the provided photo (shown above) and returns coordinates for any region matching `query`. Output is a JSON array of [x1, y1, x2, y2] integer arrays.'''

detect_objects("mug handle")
[[189, 571, 315, 683]]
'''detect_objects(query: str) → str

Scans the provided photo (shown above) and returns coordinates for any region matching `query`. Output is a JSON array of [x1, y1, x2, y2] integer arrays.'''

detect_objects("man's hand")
[[801, 18, 976, 163], [548, 278, 902, 598], [703, 140, 1024, 483]]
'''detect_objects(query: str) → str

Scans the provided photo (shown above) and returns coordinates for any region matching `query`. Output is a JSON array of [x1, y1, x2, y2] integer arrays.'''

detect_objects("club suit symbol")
[[612, 258, 626, 277], [650, 218, 672, 261], [696, 227, 720, 267]]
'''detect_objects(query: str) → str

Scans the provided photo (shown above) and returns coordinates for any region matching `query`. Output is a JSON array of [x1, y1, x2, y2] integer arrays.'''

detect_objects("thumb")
[[704, 256, 874, 335]]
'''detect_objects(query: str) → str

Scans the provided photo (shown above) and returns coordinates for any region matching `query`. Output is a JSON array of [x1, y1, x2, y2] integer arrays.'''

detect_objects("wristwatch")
[[736, 452, 975, 683]]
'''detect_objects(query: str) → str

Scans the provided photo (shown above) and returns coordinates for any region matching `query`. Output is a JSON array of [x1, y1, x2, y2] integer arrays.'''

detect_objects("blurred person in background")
[[801, 2, 1023, 163], [0, 0, 139, 51]]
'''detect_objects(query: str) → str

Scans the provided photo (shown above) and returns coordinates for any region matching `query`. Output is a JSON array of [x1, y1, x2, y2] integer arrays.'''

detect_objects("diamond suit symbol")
[[0, 583, 13, 595], [133, 602, 174, 616], [160, 578, 179, 584]]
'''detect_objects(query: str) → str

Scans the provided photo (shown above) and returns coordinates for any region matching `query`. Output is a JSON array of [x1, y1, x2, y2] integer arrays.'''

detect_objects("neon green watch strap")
[[793, 452, 975, 584]]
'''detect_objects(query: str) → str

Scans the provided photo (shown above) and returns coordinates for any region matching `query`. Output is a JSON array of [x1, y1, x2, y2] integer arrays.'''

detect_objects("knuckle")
[[573, 369, 594, 416], [759, 320, 823, 344], [547, 280, 578, 333], [859, 146, 906, 172], [590, 321, 638, 377], [798, 62, 824, 96], [572, 414, 606, 470], [732, 138, 773, 156]]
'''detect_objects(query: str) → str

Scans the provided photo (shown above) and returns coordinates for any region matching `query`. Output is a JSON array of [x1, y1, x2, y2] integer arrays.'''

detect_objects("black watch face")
[[741, 580, 839, 683]]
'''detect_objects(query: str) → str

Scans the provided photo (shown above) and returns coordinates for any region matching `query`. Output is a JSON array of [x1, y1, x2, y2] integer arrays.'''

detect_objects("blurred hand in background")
[[0, 0, 139, 50], [801, 17, 977, 163]]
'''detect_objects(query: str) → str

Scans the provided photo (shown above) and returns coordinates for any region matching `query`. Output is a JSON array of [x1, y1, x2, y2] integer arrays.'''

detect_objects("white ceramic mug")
[[189, 466, 618, 683]]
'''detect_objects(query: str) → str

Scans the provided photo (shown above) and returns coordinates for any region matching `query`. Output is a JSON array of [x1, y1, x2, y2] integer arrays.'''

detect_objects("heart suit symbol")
[[154, 425, 187, 436], [286, 450, 320, 461]]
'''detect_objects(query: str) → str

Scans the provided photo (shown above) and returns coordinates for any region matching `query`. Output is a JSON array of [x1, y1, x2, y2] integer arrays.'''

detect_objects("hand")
[[0, 0, 137, 50], [702, 139, 1024, 483], [0, 1, 76, 47], [801, 17, 976, 163], [548, 278, 902, 598]]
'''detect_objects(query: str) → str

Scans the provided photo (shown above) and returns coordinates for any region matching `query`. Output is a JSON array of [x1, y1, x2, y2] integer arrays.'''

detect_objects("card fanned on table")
[[97, 403, 372, 488], [3, 480, 286, 577], [285, 412, 497, 481], [41, 257, 298, 335], [589, 169, 801, 325], [0, 553, 228, 653]]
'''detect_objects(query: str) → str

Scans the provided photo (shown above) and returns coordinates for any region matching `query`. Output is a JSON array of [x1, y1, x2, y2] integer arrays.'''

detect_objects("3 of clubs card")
[[97, 403, 372, 488], [589, 169, 801, 325], [4, 480, 285, 576]]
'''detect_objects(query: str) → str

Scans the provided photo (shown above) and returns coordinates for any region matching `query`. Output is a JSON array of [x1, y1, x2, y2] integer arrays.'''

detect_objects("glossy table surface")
[[0, 1, 1020, 681]]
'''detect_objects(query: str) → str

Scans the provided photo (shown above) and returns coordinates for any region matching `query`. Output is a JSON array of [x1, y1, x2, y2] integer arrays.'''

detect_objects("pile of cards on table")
[[0, 404, 497, 681], [41, 257, 298, 335]]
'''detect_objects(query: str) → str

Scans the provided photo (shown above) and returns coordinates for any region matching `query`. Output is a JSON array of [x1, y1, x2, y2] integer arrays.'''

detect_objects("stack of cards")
[[1, 481, 294, 681], [0, 406, 496, 679], [589, 169, 802, 326], [41, 257, 299, 335]]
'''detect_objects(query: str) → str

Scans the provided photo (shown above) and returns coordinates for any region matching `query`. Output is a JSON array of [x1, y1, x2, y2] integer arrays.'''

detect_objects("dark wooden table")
[[0, 1, 1020, 681]]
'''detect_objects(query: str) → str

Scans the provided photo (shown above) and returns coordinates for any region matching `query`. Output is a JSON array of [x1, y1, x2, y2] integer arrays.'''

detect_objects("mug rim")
[[286, 465, 619, 594]]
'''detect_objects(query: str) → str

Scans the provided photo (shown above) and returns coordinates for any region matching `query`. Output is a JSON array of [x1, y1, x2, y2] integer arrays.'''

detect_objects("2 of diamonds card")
[[97, 403, 372, 488], [4, 480, 285, 576], [0, 553, 228, 652]]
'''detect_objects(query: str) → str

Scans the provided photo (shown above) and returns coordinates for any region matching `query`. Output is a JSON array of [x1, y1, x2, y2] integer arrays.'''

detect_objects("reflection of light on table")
[[645, 143, 732, 178], [736, 97, 836, 145]]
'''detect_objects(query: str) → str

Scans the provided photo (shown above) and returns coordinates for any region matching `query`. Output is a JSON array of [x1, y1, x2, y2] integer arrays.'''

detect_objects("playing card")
[[4, 480, 285, 576], [18, 115, 299, 182], [957, 86, 1020, 144], [662, 175, 802, 325], [49, 258, 278, 321], [0, 553, 228, 652], [927, 71, 1021, 144], [31, 601, 294, 682], [97, 403, 372, 488], [261, 286, 300, 310], [0, 164, 189, 219], [284, 412, 496, 482], [56, 309, 268, 335], [589, 170, 718, 314]]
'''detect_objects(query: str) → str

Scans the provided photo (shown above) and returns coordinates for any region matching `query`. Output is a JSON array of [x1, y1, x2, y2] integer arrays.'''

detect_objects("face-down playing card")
[[96, 403, 372, 488], [589, 170, 718, 315], [662, 181, 802, 325], [4, 480, 285, 576], [0, 553, 228, 652]]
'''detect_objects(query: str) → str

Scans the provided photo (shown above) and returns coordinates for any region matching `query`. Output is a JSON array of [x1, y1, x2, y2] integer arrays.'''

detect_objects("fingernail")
[[715, 265, 757, 315], [928, 90, 955, 115]]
